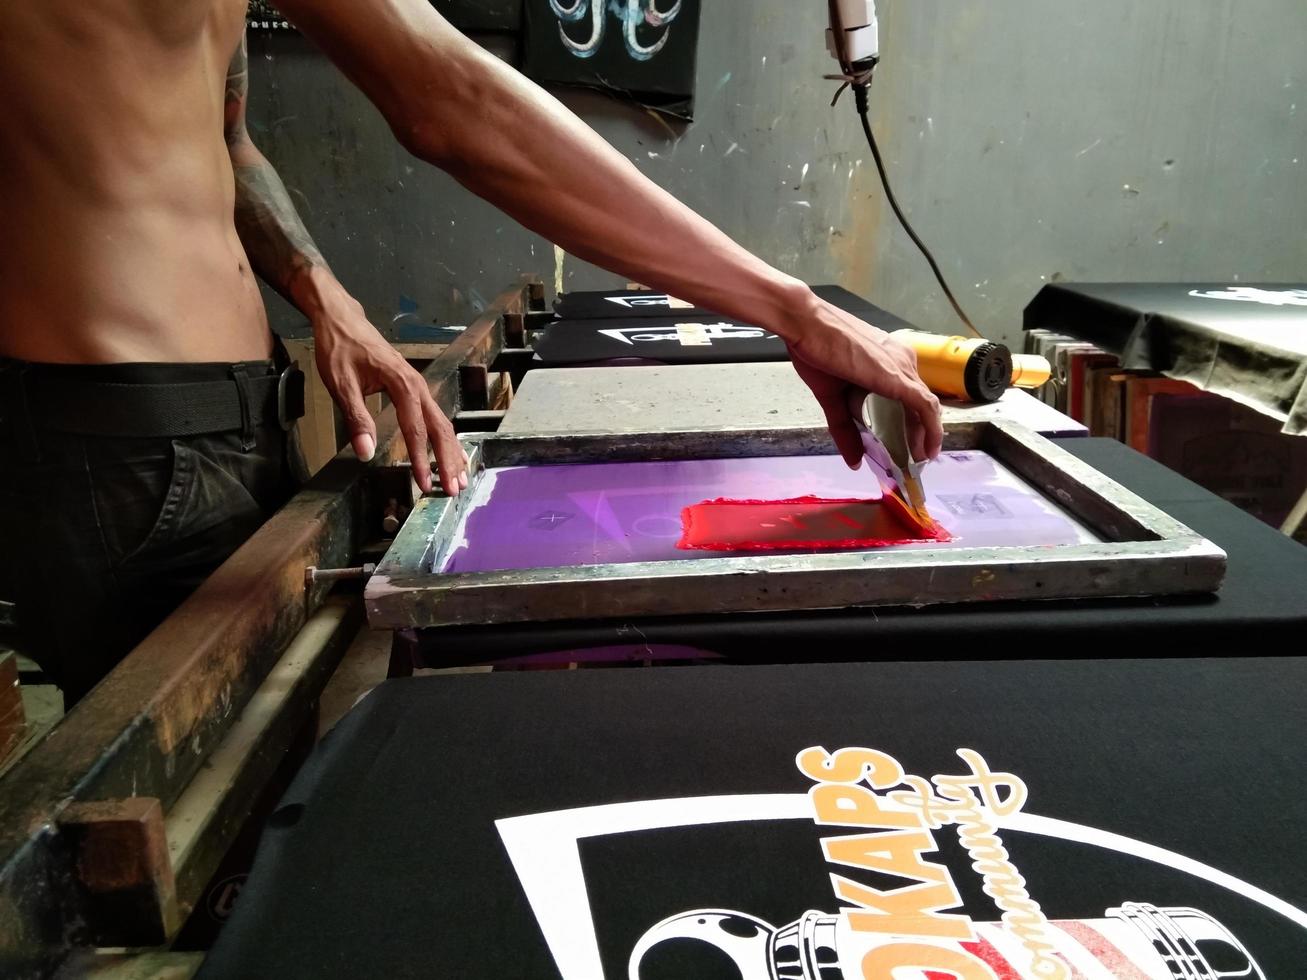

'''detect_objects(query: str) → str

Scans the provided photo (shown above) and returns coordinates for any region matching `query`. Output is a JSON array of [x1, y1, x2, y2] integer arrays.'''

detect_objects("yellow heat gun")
[[890, 329, 1050, 404]]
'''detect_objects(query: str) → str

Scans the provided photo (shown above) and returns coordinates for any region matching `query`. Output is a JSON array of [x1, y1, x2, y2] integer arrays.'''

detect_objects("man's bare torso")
[[0, 0, 271, 364]]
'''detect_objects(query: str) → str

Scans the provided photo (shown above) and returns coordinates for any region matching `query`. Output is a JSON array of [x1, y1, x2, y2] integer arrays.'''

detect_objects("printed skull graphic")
[[628, 903, 1265, 980]]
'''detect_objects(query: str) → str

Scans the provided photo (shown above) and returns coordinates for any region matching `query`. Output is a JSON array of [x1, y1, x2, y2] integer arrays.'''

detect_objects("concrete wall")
[[248, 1, 1306, 348]]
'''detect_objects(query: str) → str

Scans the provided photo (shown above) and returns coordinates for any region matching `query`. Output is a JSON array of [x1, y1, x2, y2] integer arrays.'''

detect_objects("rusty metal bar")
[[0, 276, 535, 979], [165, 597, 362, 925]]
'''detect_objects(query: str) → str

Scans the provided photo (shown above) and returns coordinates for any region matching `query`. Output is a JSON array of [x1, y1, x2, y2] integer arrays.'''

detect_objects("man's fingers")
[[392, 384, 433, 494], [906, 413, 927, 464], [421, 391, 466, 496], [924, 398, 944, 459], [337, 380, 378, 463], [903, 383, 943, 460], [389, 365, 465, 497], [817, 392, 864, 470], [789, 337, 940, 465], [831, 421, 865, 470]]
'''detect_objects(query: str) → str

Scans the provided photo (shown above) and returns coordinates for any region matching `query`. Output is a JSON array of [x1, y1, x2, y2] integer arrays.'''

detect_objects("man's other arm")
[[272, 0, 942, 465], [224, 33, 466, 495]]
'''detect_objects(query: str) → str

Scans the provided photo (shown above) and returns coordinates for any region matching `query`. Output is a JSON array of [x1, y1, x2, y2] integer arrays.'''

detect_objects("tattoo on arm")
[[233, 162, 330, 299], [225, 30, 330, 300], [224, 32, 250, 145]]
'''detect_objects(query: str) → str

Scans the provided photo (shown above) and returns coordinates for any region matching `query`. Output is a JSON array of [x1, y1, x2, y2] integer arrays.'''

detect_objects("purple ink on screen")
[[440, 452, 1098, 574]]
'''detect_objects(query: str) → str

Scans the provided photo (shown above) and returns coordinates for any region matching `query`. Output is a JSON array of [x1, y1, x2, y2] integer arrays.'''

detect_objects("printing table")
[[501, 362, 1088, 438], [1024, 282, 1307, 435], [1025, 281, 1307, 539], [198, 656, 1307, 979], [532, 284, 902, 367], [191, 284, 1306, 980]]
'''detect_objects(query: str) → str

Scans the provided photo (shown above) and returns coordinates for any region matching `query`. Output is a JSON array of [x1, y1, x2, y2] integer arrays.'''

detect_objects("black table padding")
[[553, 285, 895, 322], [407, 439, 1307, 662], [536, 287, 916, 366], [200, 658, 1307, 979], [1024, 282, 1307, 434], [533, 313, 790, 365]]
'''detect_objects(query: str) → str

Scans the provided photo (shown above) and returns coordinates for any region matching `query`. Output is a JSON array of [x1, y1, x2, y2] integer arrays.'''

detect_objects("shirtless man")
[[0, 0, 941, 703]]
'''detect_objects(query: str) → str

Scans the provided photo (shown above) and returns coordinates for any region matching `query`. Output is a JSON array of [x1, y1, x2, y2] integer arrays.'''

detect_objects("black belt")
[[24, 363, 306, 442]]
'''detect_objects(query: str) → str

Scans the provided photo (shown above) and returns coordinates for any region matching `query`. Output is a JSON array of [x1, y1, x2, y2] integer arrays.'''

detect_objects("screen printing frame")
[[364, 421, 1227, 629]]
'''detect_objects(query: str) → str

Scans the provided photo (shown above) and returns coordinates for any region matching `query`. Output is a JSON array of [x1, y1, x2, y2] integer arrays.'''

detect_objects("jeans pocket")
[[119, 439, 195, 566], [120, 439, 267, 575]]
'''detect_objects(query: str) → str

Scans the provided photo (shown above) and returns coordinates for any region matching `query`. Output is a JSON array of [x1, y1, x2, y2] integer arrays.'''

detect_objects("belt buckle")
[[277, 362, 307, 431]]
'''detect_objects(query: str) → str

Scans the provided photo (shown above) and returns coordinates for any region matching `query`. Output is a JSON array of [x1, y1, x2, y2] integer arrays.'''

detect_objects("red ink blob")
[[677, 495, 950, 552]]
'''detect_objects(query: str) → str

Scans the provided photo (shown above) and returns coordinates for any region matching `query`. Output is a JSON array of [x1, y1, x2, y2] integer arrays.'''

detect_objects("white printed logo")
[[604, 294, 695, 310], [496, 747, 1300, 979], [597, 322, 773, 347], [629, 904, 1260, 980], [1188, 287, 1307, 307]]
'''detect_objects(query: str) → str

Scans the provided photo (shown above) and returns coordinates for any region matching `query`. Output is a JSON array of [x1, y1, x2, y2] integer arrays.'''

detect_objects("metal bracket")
[[304, 565, 376, 588], [459, 364, 490, 412], [525, 310, 556, 331], [57, 797, 179, 947], [503, 312, 526, 349], [454, 410, 507, 434], [527, 281, 547, 311], [488, 348, 537, 390]]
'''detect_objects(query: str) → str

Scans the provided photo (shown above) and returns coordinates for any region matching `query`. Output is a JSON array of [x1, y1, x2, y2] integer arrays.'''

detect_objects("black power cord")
[[852, 79, 983, 338]]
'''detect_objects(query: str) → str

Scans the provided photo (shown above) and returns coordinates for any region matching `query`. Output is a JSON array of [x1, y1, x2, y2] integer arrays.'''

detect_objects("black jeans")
[[0, 356, 306, 705]]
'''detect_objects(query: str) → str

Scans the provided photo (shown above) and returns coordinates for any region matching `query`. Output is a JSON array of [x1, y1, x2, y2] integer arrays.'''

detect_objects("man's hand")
[[310, 293, 468, 496], [222, 28, 466, 497], [785, 298, 943, 469]]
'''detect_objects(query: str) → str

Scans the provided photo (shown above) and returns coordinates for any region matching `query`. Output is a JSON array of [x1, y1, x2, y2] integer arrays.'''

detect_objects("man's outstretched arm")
[[274, 0, 943, 466], [224, 32, 466, 496]]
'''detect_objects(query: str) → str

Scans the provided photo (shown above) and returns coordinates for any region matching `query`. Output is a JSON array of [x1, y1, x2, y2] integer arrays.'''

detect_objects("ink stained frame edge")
[[364, 421, 1228, 630]]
